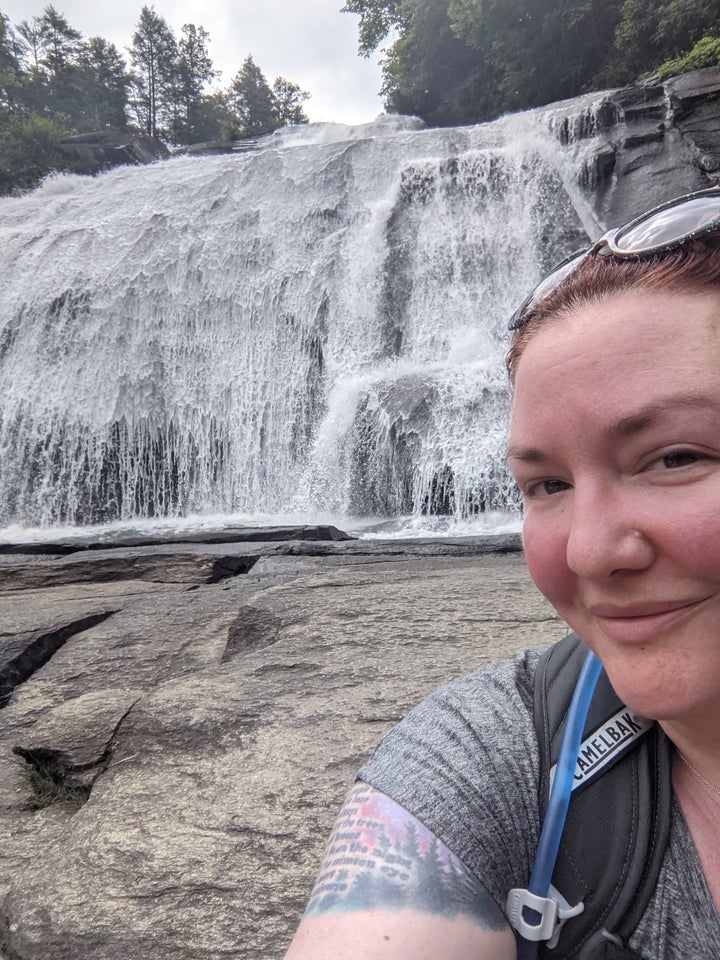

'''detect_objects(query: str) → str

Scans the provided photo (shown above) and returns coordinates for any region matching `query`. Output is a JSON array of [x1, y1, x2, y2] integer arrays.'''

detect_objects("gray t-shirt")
[[358, 648, 720, 958]]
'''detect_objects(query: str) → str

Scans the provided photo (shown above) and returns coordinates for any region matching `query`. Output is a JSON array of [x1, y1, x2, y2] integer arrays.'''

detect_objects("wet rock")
[[579, 66, 720, 224], [59, 130, 169, 176]]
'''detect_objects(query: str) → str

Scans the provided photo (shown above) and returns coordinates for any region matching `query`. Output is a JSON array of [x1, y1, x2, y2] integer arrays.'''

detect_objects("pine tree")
[[411, 838, 449, 913], [227, 55, 277, 137], [129, 6, 178, 139], [16, 17, 42, 72], [15, 16, 46, 114], [173, 23, 218, 143], [0, 13, 22, 111], [37, 5, 81, 83], [271, 76, 310, 126], [76, 37, 130, 131]]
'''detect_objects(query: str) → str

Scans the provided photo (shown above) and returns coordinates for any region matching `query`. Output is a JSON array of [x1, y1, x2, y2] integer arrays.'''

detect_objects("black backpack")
[[527, 633, 673, 959]]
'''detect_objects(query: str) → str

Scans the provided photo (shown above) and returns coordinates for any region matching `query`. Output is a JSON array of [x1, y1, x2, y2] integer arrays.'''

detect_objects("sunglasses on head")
[[509, 185, 720, 332]]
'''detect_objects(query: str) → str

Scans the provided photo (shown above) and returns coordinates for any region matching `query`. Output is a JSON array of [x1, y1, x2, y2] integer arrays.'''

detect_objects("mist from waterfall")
[[0, 102, 608, 539]]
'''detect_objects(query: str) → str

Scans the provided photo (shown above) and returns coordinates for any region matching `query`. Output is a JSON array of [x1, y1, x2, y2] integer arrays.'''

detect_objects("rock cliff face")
[[0, 530, 562, 960], [565, 66, 720, 223], [59, 130, 170, 176]]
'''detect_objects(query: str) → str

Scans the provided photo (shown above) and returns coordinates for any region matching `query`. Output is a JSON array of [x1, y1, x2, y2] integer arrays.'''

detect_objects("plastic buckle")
[[506, 884, 584, 947]]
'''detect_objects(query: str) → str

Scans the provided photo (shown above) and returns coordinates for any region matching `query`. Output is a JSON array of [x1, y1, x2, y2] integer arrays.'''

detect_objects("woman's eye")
[[526, 478, 571, 497], [659, 450, 704, 469]]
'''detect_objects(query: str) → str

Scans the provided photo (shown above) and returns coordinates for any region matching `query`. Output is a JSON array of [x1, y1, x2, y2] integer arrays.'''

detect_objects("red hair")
[[506, 236, 720, 381]]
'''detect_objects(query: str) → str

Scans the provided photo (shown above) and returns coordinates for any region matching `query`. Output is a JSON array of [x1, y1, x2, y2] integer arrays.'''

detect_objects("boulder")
[[59, 130, 170, 176]]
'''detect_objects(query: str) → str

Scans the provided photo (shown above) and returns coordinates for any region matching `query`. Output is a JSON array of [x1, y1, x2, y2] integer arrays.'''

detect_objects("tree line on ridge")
[[0, 4, 310, 195], [343, 0, 720, 125]]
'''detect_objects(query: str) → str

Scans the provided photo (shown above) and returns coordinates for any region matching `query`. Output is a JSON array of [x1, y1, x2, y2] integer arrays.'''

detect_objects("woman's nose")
[[565, 485, 655, 580]]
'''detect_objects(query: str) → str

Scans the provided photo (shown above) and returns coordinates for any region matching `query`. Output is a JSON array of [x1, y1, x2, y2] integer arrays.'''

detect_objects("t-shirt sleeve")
[[358, 647, 544, 913]]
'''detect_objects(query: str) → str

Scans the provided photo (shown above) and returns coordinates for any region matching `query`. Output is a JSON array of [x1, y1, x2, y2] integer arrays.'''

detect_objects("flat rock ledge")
[[0, 527, 562, 960]]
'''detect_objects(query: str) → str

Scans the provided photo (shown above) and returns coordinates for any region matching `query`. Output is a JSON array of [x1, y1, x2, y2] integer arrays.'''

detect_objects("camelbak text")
[[549, 708, 653, 793]]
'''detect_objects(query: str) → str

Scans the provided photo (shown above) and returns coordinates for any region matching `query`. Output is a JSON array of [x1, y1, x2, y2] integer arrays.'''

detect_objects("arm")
[[284, 781, 516, 959]]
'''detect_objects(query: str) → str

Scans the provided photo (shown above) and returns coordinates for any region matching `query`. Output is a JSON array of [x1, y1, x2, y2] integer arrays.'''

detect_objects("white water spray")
[[0, 104, 608, 533]]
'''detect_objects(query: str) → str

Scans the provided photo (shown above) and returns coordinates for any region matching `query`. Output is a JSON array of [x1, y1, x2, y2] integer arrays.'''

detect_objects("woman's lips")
[[588, 597, 710, 644]]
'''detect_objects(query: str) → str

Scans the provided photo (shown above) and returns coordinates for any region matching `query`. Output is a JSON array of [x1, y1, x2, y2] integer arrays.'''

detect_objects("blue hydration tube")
[[516, 649, 603, 960]]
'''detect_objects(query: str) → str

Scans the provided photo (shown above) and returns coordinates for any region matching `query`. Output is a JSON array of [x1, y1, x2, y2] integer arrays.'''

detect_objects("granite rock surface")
[[0, 529, 562, 960]]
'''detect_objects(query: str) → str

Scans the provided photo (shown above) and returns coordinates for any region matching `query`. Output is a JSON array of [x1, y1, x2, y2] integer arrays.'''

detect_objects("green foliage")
[[655, 33, 720, 78], [14, 752, 90, 811], [189, 89, 235, 141], [128, 5, 178, 139], [37, 4, 81, 80], [271, 76, 310, 126], [0, 12, 22, 110], [447, 0, 625, 112], [173, 23, 218, 144], [382, 0, 502, 124], [227, 56, 277, 137], [344, 0, 720, 124], [0, 109, 68, 195], [341, 0, 406, 56], [226, 59, 311, 138], [75, 36, 131, 132], [603, 0, 720, 82], [0, 5, 311, 191]]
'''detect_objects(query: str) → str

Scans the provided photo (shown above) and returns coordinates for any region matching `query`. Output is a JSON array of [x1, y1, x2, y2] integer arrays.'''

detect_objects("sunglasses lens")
[[531, 255, 582, 304], [615, 194, 720, 252], [509, 252, 584, 329], [509, 189, 720, 332]]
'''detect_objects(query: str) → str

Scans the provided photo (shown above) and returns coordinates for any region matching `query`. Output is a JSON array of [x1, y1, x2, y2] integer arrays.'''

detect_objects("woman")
[[284, 188, 720, 959]]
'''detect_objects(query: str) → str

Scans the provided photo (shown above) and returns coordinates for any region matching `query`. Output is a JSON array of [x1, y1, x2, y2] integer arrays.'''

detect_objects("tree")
[[227, 55, 276, 136], [16, 16, 42, 71], [129, 5, 178, 139], [0, 110, 68, 195], [76, 36, 130, 131], [381, 0, 502, 123], [173, 23, 218, 143], [0, 13, 22, 111], [652, 0, 720, 55], [341, 0, 506, 122], [603, 0, 720, 83], [341, 0, 407, 56], [34, 5, 84, 121], [37, 5, 81, 82], [271, 76, 309, 125], [182, 89, 234, 141], [14, 15, 47, 114], [448, 0, 624, 113]]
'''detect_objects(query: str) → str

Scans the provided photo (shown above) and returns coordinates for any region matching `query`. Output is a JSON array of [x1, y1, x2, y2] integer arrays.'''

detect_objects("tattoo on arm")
[[304, 782, 507, 931]]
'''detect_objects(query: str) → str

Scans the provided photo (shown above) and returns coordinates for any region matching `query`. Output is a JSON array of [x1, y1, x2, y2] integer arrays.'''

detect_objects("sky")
[[1, 0, 387, 125]]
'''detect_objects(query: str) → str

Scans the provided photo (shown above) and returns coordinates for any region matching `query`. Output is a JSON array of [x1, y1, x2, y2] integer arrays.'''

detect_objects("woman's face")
[[508, 289, 720, 724]]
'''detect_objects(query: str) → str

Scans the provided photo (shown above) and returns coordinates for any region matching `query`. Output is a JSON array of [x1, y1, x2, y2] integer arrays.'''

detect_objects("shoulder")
[[284, 781, 517, 960], [360, 647, 547, 906]]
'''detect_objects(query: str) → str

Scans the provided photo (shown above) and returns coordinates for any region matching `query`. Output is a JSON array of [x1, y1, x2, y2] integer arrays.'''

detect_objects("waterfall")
[[0, 101, 607, 536]]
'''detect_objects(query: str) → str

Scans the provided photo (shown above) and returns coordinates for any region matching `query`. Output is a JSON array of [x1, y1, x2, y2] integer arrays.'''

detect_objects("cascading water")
[[0, 101, 607, 537]]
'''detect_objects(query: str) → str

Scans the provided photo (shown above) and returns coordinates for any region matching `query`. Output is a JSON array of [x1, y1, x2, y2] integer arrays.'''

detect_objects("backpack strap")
[[534, 634, 673, 959]]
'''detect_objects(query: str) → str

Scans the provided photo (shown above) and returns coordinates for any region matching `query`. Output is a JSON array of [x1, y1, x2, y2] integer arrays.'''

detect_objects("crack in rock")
[[0, 611, 117, 708], [208, 556, 258, 583], [12, 697, 139, 811]]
